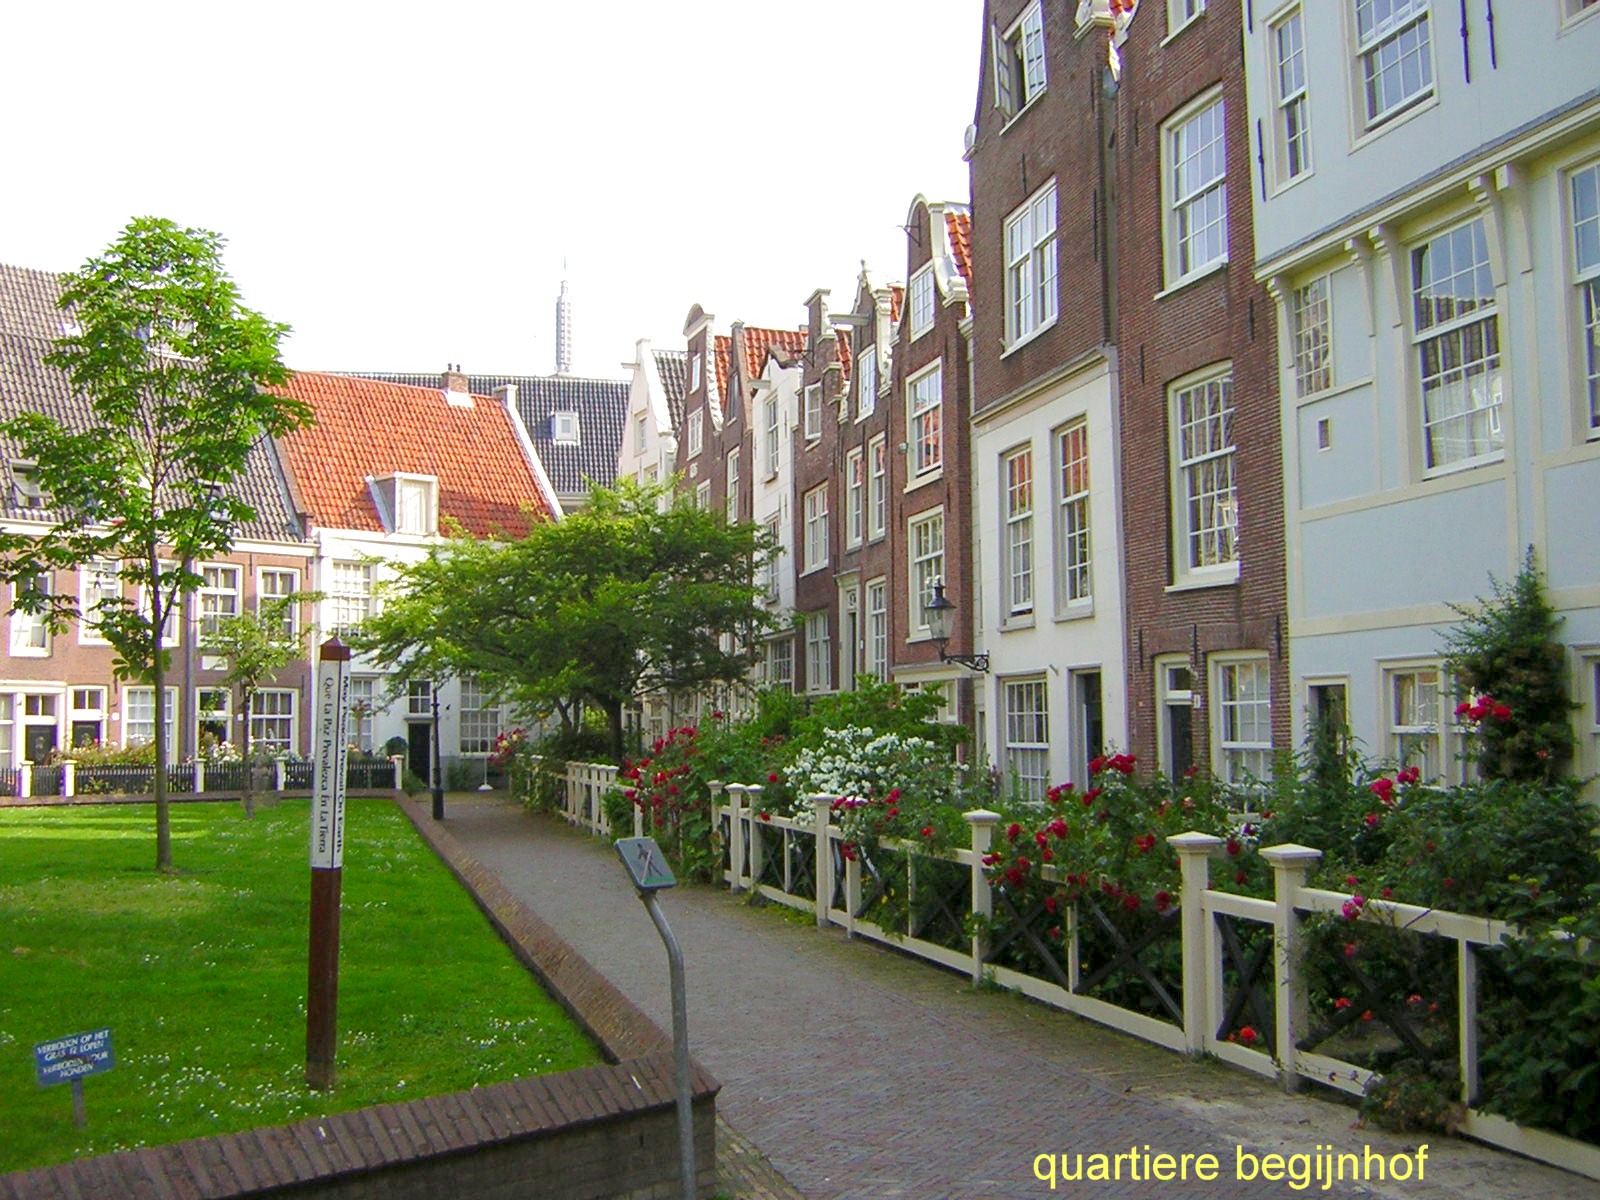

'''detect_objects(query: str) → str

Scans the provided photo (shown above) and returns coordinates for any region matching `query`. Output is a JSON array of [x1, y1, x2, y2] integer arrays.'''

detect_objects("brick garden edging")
[[1, 796, 720, 1200]]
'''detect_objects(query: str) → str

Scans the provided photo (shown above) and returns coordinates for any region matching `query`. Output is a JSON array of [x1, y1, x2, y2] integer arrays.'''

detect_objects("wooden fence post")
[[723, 784, 745, 891], [964, 810, 1001, 986], [62, 760, 76, 798], [20, 763, 32, 797], [1169, 831, 1224, 1055], [745, 785, 765, 889], [810, 795, 834, 928], [1260, 843, 1323, 1093]]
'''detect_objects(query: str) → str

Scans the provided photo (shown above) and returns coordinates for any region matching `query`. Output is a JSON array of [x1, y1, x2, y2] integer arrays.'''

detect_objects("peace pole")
[[307, 637, 351, 1090]]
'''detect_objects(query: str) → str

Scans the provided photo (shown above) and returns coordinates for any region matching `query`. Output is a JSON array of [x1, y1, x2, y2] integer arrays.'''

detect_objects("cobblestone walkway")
[[438, 795, 1595, 1200]]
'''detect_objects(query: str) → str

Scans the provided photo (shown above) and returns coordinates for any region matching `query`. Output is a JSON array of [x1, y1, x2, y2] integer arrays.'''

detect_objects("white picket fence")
[[544, 763, 1599, 1180]]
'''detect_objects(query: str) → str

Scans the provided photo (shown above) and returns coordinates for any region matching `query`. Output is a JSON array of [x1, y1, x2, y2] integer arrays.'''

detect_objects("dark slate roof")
[[350, 371, 628, 500], [0, 265, 304, 542], [653, 349, 688, 431]]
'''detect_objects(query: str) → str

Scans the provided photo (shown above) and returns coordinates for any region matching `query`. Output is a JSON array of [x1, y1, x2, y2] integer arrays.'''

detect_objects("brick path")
[[438, 795, 1595, 1200]]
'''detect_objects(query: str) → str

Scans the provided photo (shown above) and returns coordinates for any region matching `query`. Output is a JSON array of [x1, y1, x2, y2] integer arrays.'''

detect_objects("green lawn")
[[0, 799, 601, 1174]]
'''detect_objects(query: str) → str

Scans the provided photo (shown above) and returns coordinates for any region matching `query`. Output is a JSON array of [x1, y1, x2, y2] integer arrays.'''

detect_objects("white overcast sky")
[[2, 2, 980, 380]]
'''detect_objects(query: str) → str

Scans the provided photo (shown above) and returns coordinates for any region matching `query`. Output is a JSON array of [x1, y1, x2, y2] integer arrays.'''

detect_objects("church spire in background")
[[554, 265, 573, 376]]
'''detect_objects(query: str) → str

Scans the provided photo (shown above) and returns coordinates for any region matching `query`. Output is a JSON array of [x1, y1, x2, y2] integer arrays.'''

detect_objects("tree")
[[357, 479, 777, 763], [203, 595, 313, 818], [0, 217, 310, 870]]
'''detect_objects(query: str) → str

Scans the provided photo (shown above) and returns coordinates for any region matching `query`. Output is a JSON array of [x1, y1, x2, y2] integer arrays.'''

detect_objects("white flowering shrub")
[[783, 727, 954, 819]]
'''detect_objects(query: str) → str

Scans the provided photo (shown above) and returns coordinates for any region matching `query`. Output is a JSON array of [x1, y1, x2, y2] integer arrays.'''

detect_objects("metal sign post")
[[307, 637, 351, 1090], [34, 1028, 114, 1126], [614, 837, 695, 1200]]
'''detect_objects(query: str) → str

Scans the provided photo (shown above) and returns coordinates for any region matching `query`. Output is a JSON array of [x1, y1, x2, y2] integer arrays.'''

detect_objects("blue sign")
[[34, 1028, 114, 1087]]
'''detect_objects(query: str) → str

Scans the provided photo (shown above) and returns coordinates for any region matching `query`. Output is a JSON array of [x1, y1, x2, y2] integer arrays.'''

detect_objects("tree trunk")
[[240, 685, 255, 819], [603, 698, 625, 766]]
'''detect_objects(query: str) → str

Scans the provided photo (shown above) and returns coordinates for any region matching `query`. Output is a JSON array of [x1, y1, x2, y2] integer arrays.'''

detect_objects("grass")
[[0, 799, 601, 1174]]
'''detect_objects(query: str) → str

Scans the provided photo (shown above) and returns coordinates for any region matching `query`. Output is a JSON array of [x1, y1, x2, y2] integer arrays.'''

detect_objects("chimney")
[[441, 364, 472, 407]]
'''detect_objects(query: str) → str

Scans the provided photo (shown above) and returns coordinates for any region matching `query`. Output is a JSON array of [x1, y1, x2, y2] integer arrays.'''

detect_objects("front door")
[[407, 723, 431, 785], [25, 724, 57, 764]]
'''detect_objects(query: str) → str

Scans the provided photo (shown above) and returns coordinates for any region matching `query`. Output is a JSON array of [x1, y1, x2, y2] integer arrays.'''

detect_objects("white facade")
[[1244, 1, 1600, 784], [619, 338, 681, 499], [971, 350, 1128, 794], [750, 355, 802, 699]]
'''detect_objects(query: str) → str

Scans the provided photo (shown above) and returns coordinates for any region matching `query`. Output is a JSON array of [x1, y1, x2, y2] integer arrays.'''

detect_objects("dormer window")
[[9, 460, 45, 509], [551, 411, 580, 445], [371, 473, 439, 536]]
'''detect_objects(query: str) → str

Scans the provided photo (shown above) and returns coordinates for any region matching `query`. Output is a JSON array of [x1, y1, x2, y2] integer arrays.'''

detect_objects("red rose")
[[1044, 895, 1058, 914], [1007, 823, 1022, 842], [920, 825, 934, 838], [1491, 704, 1512, 721], [1334, 997, 1352, 1010], [767, 772, 780, 783], [1238, 1026, 1258, 1045], [758, 811, 770, 821], [1154, 890, 1172, 912]]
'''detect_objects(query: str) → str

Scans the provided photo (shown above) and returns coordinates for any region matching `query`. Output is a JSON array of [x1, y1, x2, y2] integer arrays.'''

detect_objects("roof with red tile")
[[274, 371, 552, 538], [714, 334, 733, 402], [945, 210, 974, 290], [889, 284, 904, 326], [741, 326, 807, 378], [833, 327, 852, 384]]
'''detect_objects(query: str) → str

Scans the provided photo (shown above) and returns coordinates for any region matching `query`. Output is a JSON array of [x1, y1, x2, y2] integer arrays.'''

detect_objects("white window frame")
[[258, 568, 299, 639], [1004, 182, 1059, 347], [1002, 445, 1034, 617], [804, 384, 823, 442], [908, 265, 935, 339], [695, 479, 711, 510], [1385, 662, 1444, 781], [763, 517, 782, 601], [458, 676, 502, 756], [10, 573, 50, 656], [1164, 90, 1228, 287], [250, 689, 296, 754], [803, 484, 829, 574], [328, 560, 375, 636], [70, 687, 107, 751], [1570, 158, 1600, 435], [551, 411, 580, 445], [1213, 655, 1273, 787], [634, 412, 647, 454], [1002, 676, 1051, 801], [1411, 216, 1503, 473], [725, 448, 740, 522], [845, 448, 865, 549], [0, 695, 13, 763], [907, 363, 943, 479], [687, 408, 704, 458], [1291, 275, 1333, 398], [1354, 0, 1434, 130], [79, 559, 119, 646], [346, 676, 377, 754], [407, 679, 433, 717], [856, 346, 878, 419], [767, 636, 794, 693], [1270, 6, 1312, 186], [1169, 0, 1208, 34], [1583, 651, 1600, 783], [124, 686, 176, 754], [838, 583, 859, 693], [763, 394, 781, 475], [868, 436, 888, 539], [1564, 0, 1600, 24], [992, 2, 1047, 122], [1156, 657, 1198, 778], [1055, 420, 1092, 610], [804, 613, 832, 694], [690, 351, 702, 392], [865, 578, 888, 682], [393, 474, 438, 536], [1170, 366, 1238, 583], [908, 509, 944, 639], [196, 687, 231, 749], [198, 563, 241, 640]]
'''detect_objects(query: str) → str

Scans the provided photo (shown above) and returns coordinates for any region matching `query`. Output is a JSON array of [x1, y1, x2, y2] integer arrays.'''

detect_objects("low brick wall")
[[2, 797, 720, 1200]]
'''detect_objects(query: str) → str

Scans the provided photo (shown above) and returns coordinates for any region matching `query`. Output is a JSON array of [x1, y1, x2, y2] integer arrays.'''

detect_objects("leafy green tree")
[[0, 217, 310, 869], [1443, 548, 1575, 783], [203, 594, 315, 817], [357, 479, 776, 763]]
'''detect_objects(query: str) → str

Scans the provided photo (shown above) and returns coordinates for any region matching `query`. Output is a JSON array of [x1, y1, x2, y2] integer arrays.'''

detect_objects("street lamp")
[[924, 580, 989, 673]]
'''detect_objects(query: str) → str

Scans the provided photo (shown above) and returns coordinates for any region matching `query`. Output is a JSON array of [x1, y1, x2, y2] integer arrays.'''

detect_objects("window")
[[1387, 664, 1442, 779], [347, 676, 377, 754], [1069, 670, 1104, 787], [763, 394, 781, 474], [690, 352, 702, 392], [845, 449, 865, 549], [259, 568, 299, 638], [803, 385, 822, 441], [1056, 421, 1092, 607], [1411, 217, 1502, 470], [908, 509, 944, 637], [764, 517, 782, 600], [1003, 678, 1050, 800], [856, 346, 877, 419], [1567, 0, 1600, 20], [993, 1, 1046, 122], [79, 560, 119, 646], [9, 459, 45, 508], [1003, 446, 1034, 616], [71, 687, 106, 750], [10, 573, 50, 655], [634, 412, 647, 454], [1171, 369, 1238, 578], [908, 364, 943, 477], [137, 561, 180, 649], [125, 686, 176, 754], [766, 637, 794, 692], [1571, 160, 1600, 432], [1355, 0, 1433, 128], [394, 476, 436, 535], [1169, 0, 1207, 31], [866, 579, 888, 682], [1587, 656, 1600, 777], [458, 676, 501, 755], [199, 564, 240, 639], [1271, 7, 1312, 183], [1291, 276, 1333, 397], [197, 688, 230, 748], [804, 613, 832, 693], [407, 679, 433, 717], [725, 449, 740, 522], [868, 436, 888, 538], [695, 479, 711, 510], [329, 560, 375, 636], [1215, 657, 1272, 785], [803, 484, 829, 573], [1004, 183, 1058, 345], [687, 408, 704, 457], [908, 266, 935, 339], [1156, 658, 1196, 778], [1308, 680, 1351, 761], [1165, 93, 1228, 284], [551, 411, 580, 445], [251, 690, 295, 754], [0, 696, 11, 762]]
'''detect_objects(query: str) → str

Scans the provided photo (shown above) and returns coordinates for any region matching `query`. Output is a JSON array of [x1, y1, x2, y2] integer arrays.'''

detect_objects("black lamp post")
[[430, 689, 444, 821], [924, 580, 989, 673]]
